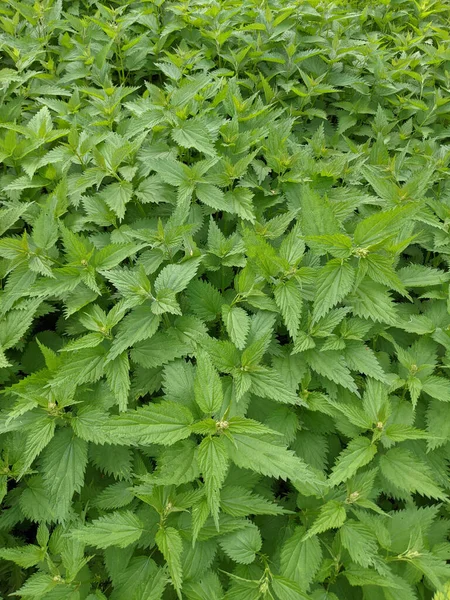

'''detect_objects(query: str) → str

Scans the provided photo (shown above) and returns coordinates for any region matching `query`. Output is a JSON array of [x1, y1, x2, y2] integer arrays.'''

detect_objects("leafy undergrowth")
[[1, 0, 450, 598]]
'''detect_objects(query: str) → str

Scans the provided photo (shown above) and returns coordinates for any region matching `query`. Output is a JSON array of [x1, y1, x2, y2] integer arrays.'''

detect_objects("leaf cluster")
[[1, 0, 450, 599]]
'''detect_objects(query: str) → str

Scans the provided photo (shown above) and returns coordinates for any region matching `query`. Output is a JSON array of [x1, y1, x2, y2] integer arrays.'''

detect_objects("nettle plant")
[[1, 0, 450, 598]]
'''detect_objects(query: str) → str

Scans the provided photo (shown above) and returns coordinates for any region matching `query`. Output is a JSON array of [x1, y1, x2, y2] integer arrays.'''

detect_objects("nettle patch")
[[1, 0, 450, 599]]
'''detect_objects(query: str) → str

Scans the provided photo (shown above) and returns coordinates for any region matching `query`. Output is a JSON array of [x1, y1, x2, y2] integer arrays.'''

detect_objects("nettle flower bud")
[[353, 247, 369, 258], [405, 550, 421, 559], [216, 420, 229, 432], [346, 491, 360, 504]]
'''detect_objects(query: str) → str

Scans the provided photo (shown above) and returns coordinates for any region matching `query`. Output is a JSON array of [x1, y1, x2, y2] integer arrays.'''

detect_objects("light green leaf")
[[344, 340, 386, 382], [312, 259, 355, 322], [280, 526, 322, 591], [353, 205, 415, 247], [340, 520, 378, 567], [250, 367, 300, 405], [147, 440, 200, 486], [347, 280, 398, 324], [99, 181, 133, 221], [155, 527, 183, 598], [104, 401, 194, 446], [222, 304, 250, 350], [155, 259, 201, 294], [196, 183, 227, 211], [10, 572, 59, 597], [422, 376, 450, 402], [274, 279, 302, 339], [0, 545, 45, 568], [171, 119, 216, 156], [194, 349, 223, 414], [305, 348, 357, 393], [328, 437, 377, 487], [41, 428, 88, 517], [105, 351, 130, 411], [16, 416, 56, 478], [380, 447, 446, 499], [305, 500, 347, 538], [220, 485, 288, 517], [398, 265, 449, 287], [108, 307, 160, 361], [71, 511, 144, 548], [110, 556, 168, 600], [198, 436, 229, 527], [271, 576, 311, 600]]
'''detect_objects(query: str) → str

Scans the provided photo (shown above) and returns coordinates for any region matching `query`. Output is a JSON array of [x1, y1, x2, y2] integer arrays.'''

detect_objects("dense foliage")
[[1, 0, 450, 598]]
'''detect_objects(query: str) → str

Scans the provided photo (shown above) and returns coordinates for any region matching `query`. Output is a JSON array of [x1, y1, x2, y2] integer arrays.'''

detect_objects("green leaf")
[[306, 234, 352, 258], [16, 416, 56, 478], [274, 279, 302, 339], [222, 304, 250, 350], [198, 436, 229, 527], [152, 288, 182, 315], [344, 340, 386, 382], [328, 437, 377, 487], [194, 350, 223, 414], [99, 181, 133, 220], [155, 259, 201, 294], [223, 432, 320, 489], [71, 511, 144, 548], [340, 520, 378, 567], [171, 119, 216, 156], [353, 205, 415, 247], [380, 447, 447, 499], [219, 522, 262, 564], [11, 572, 59, 597], [94, 482, 135, 510], [347, 280, 398, 324], [304, 348, 358, 393], [0, 300, 42, 351], [148, 440, 200, 486], [110, 556, 168, 600], [398, 265, 449, 287], [383, 424, 430, 442], [298, 185, 341, 236], [105, 351, 131, 411], [196, 183, 227, 211], [224, 188, 256, 222], [131, 332, 189, 368], [312, 259, 355, 322], [104, 401, 194, 446], [305, 500, 347, 538], [0, 545, 45, 568], [271, 576, 311, 600], [280, 526, 322, 591], [427, 399, 450, 450], [220, 485, 288, 517], [250, 368, 300, 405], [422, 376, 450, 402], [41, 428, 88, 518], [155, 527, 183, 598], [344, 566, 403, 589], [183, 571, 223, 600], [187, 280, 223, 321], [94, 243, 146, 271]]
